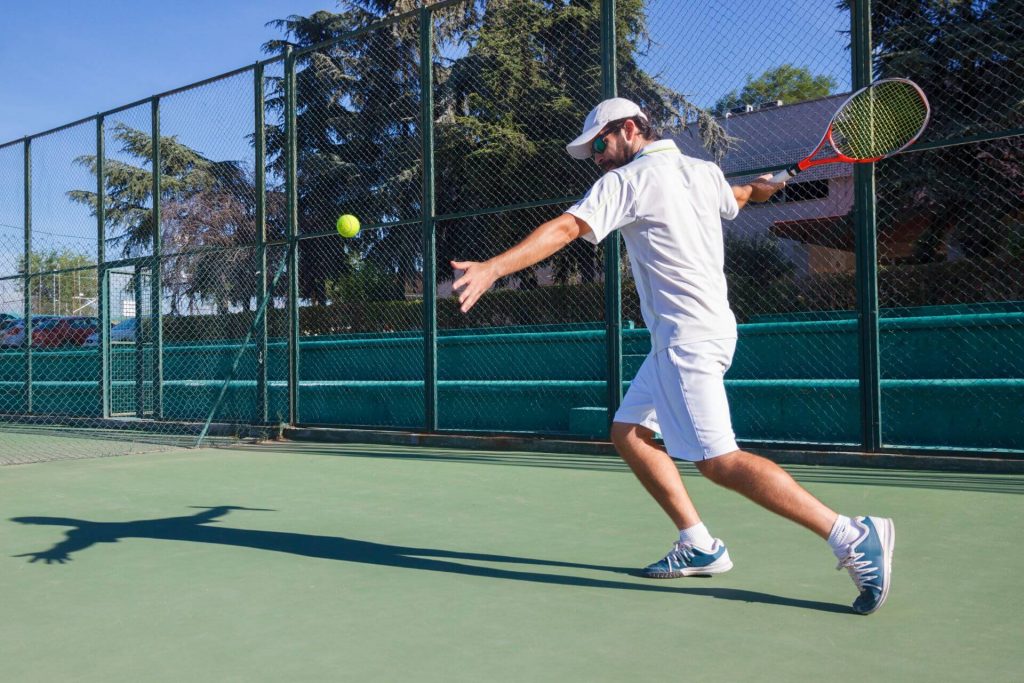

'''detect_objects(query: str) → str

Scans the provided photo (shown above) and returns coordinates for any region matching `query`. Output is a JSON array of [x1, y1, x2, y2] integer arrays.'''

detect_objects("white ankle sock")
[[679, 522, 715, 549], [827, 515, 859, 558]]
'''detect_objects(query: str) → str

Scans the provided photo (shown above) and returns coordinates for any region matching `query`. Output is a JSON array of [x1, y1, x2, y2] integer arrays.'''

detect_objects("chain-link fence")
[[1, 0, 1021, 464]]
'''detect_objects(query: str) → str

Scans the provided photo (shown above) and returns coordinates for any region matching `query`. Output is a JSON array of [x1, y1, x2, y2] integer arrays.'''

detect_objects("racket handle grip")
[[771, 166, 798, 184]]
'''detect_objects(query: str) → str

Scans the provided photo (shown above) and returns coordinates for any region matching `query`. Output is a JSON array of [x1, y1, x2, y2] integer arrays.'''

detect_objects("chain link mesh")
[[288, 13, 426, 429], [873, 0, 1023, 143], [0, 144, 25, 321], [439, 204, 607, 434], [870, 0, 1024, 451], [433, 0, 602, 217], [431, 0, 608, 435], [622, 0, 861, 445], [0, 69, 277, 463], [103, 104, 155, 261], [156, 72, 264, 430], [1, 0, 1022, 461]]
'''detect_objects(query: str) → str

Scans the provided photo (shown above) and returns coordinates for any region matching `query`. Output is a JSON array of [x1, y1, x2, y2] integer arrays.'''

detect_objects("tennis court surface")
[[2, 438, 1021, 682]]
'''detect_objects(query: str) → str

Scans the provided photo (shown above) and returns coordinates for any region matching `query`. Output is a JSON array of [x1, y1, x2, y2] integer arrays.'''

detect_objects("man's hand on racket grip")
[[733, 173, 784, 209]]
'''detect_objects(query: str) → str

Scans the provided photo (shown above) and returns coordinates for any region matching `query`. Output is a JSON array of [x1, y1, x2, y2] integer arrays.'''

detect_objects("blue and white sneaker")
[[641, 539, 733, 578], [837, 516, 895, 615]]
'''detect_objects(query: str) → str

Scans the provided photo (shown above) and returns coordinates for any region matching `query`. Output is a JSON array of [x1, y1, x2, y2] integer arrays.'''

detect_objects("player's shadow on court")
[[11, 505, 849, 614]]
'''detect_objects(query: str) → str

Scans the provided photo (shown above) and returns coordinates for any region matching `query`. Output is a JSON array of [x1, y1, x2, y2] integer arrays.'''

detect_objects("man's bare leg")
[[609, 422, 702, 530], [695, 450, 837, 538]]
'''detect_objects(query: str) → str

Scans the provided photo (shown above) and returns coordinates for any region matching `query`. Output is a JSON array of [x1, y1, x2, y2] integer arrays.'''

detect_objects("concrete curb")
[[282, 427, 1024, 474]]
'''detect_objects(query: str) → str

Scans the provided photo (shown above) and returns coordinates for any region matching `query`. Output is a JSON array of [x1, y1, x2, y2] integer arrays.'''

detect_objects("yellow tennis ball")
[[336, 214, 360, 238]]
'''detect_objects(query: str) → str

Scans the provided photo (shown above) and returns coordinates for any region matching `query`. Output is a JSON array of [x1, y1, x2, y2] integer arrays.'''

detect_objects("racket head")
[[827, 78, 931, 162]]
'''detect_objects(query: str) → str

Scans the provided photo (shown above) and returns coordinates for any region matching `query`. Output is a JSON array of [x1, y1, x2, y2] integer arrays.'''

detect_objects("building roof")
[[670, 93, 852, 182]]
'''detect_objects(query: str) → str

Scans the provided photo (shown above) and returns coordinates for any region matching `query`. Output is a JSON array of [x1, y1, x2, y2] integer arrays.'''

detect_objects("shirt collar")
[[633, 139, 679, 160]]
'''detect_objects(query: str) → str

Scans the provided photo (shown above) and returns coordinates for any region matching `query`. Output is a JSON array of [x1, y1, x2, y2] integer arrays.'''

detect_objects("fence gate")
[[106, 265, 154, 418]]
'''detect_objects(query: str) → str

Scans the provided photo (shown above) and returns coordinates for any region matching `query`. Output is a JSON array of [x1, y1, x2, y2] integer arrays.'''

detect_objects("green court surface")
[[2, 441, 1021, 682]]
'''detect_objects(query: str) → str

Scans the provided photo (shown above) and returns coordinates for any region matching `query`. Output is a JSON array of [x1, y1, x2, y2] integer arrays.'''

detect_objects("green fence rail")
[[0, 0, 1022, 462]]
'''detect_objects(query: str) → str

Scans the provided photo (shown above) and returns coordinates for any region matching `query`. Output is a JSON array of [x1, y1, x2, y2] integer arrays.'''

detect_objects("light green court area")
[[2, 441, 1021, 682]]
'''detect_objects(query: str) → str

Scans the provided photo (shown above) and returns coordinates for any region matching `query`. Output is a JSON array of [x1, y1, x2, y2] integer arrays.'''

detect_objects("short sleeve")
[[716, 165, 739, 221], [565, 171, 636, 245]]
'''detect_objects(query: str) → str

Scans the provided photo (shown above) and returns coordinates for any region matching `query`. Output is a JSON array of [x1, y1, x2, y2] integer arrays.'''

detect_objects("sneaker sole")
[[856, 517, 895, 615], [642, 554, 734, 579]]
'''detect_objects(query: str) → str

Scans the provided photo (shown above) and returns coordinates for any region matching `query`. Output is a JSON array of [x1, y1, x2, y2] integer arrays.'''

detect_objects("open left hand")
[[451, 260, 500, 313]]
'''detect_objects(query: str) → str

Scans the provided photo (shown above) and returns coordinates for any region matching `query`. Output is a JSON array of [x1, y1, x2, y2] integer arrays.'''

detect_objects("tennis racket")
[[772, 78, 930, 184]]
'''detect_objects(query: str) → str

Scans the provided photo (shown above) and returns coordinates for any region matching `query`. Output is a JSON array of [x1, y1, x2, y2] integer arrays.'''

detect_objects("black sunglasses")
[[591, 123, 624, 155]]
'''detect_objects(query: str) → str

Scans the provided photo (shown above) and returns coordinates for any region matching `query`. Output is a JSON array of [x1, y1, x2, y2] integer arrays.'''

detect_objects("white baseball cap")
[[565, 98, 648, 160]]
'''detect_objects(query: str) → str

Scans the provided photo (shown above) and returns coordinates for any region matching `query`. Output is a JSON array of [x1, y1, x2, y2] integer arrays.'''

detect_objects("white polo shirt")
[[566, 139, 739, 352]]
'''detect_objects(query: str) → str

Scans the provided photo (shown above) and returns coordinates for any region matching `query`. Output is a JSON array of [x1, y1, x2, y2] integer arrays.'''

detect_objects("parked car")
[[32, 316, 100, 348], [83, 317, 137, 346], [0, 316, 60, 348]]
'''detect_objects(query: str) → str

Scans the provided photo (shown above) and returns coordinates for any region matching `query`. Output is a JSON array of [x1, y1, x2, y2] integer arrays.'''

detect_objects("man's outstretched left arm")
[[451, 213, 592, 313]]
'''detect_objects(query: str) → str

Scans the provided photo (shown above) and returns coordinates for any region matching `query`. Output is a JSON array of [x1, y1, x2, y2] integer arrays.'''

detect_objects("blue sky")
[[0, 0, 850, 314], [0, 0, 334, 144], [0, 0, 851, 144], [0, 0, 851, 282]]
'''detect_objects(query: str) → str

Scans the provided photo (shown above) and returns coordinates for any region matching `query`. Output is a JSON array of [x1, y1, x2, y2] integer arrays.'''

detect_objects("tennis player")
[[452, 97, 894, 615]]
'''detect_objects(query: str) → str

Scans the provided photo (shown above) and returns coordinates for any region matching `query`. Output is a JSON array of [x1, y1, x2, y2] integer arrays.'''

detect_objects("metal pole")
[[285, 46, 301, 425], [97, 116, 111, 418], [851, 0, 881, 451], [420, 8, 438, 432], [254, 62, 269, 424], [150, 97, 164, 419], [601, 0, 622, 428], [23, 139, 32, 413], [135, 264, 145, 417]]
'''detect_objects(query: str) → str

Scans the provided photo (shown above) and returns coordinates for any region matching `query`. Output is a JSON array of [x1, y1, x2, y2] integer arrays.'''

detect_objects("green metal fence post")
[[97, 115, 111, 418], [135, 264, 145, 418], [22, 138, 32, 414], [285, 46, 301, 425], [851, 0, 882, 451], [254, 62, 269, 424], [420, 8, 438, 432], [150, 97, 164, 419], [601, 0, 622, 427]]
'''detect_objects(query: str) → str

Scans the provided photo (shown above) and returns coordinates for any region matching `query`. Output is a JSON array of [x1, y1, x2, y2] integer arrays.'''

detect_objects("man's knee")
[[610, 422, 657, 451], [609, 421, 629, 447], [694, 449, 746, 484]]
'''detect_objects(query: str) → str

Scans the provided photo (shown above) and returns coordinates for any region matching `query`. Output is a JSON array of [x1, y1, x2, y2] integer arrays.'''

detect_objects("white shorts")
[[614, 338, 738, 462]]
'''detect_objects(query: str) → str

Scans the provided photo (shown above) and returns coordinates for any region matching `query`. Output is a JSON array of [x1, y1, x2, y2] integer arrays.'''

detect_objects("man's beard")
[[598, 147, 633, 173]]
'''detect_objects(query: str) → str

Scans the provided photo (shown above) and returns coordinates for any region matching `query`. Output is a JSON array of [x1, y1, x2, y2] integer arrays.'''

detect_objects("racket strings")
[[831, 80, 929, 160]]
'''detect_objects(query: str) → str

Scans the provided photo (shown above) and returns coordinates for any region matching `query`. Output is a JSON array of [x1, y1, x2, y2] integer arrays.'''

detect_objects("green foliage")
[[1008, 217, 1024, 260], [263, 0, 732, 302], [723, 232, 795, 281], [69, 124, 253, 258], [263, 4, 430, 305], [18, 249, 97, 316], [853, 0, 1024, 260], [158, 253, 1024, 340], [712, 64, 836, 116], [20, 248, 94, 274], [69, 123, 260, 314], [325, 254, 405, 303]]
